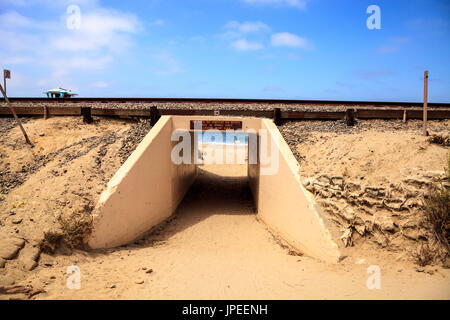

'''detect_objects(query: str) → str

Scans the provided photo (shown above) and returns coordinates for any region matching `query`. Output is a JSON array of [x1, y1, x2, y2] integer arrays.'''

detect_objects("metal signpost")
[[3, 69, 10, 95]]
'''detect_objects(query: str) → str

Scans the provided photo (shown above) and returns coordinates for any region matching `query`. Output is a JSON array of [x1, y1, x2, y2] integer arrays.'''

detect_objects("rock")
[[12, 218, 23, 224], [39, 253, 54, 267], [443, 258, 450, 269], [0, 275, 15, 286], [302, 178, 314, 189], [354, 224, 366, 235], [401, 228, 420, 240], [340, 228, 353, 247], [0, 258, 5, 268], [375, 215, 395, 232], [341, 206, 355, 221], [145, 269, 153, 274], [383, 199, 404, 211], [399, 217, 418, 229], [135, 280, 144, 285], [19, 246, 41, 271], [110, 285, 116, 289], [330, 176, 344, 188], [23, 260, 38, 271], [373, 233, 388, 247], [0, 237, 25, 260], [424, 266, 436, 275]]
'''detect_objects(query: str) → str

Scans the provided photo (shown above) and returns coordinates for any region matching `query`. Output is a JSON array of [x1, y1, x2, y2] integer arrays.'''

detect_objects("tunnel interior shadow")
[[140, 165, 256, 244]]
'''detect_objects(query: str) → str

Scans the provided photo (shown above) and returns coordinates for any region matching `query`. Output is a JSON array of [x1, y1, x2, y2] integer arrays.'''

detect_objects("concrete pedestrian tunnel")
[[87, 116, 343, 263]]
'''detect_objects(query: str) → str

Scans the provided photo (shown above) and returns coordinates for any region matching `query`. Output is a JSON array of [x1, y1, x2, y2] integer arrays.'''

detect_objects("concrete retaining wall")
[[88, 116, 197, 248], [88, 115, 341, 263], [248, 119, 342, 263]]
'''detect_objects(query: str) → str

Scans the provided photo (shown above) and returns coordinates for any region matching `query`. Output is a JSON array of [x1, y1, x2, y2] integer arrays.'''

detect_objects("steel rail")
[[2, 97, 449, 108]]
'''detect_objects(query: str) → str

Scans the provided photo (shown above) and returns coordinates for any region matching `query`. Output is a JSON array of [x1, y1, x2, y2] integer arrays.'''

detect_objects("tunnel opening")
[[175, 131, 255, 221], [175, 164, 256, 221], [88, 116, 342, 262]]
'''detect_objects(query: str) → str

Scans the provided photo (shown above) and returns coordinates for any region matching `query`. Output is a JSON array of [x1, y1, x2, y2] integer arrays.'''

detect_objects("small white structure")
[[45, 87, 77, 98]]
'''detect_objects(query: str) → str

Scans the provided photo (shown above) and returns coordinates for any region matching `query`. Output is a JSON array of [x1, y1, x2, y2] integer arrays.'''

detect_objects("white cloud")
[[220, 20, 270, 39], [270, 32, 314, 49], [0, 55, 33, 65], [225, 21, 270, 33], [376, 37, 411, 54], [150, 51, 183, 75], [50, 9, 139, 53], [46, 56, 114, 70], [220, 21, 268, 52], [230, 39, 264, 51], [243, 0, 307, 10], [0, 0, 99, 7], [0, 1, 144, 96]]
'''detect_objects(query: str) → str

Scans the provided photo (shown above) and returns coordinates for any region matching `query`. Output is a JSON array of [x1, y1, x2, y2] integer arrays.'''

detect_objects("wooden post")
[[44, 106, 48, 120], [273, 107, 281, 126], [402, 109, 407, 123], [150, 106, 159, 126], [345, 108, 355, 126], [81, 107, 93, 124], [3, 69, 10, 95], [0, 83, 31, 145], [423, 70, 428, 136]]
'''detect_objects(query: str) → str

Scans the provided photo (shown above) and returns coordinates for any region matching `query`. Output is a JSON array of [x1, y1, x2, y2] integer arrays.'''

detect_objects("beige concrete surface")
[[248, 119, 343, 263], [88, 116, 342, 263], [88, 116, 197, 248]]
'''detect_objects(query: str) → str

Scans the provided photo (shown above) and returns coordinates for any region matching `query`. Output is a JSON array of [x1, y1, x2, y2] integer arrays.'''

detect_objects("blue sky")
[[0, 0, 449, 101]]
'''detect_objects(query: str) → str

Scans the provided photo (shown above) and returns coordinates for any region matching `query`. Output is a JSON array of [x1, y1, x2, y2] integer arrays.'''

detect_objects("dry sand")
[[1, 117, 449, 299], [5, 165, 450, 300]]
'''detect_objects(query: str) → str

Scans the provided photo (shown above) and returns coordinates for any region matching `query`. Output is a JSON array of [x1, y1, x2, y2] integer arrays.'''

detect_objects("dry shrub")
[[58, 210, 93, 250], [424, 186, 449, 249], [428, 134, 450, 147], [39, 205, 94, 254], [413, 243, 437, 267], [39, 231, 63, 254], [420, 153, 450, 265]]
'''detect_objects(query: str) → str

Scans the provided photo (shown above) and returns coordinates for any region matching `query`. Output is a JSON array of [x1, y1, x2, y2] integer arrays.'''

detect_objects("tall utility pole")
[[423, 70, 428, 136]]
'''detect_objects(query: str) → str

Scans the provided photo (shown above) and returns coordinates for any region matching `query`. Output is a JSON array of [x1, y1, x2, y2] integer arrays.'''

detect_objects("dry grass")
[[428, 134, 450, 147], [424, 155, 450, 248], [39, 204, 93, 254], [39, 231, 63, 254], [413, 243, 437, 267], [419, 153, 450, 265]]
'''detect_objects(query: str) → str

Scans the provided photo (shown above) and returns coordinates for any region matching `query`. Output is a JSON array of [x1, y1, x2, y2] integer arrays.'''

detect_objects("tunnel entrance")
[[175, 164, 256, 223], [88, 116, 342, 262]]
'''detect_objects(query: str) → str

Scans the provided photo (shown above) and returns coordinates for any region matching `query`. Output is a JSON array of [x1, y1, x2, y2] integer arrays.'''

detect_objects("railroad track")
[[1, 97, 449, 123], [3, 97, 450, 108]]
